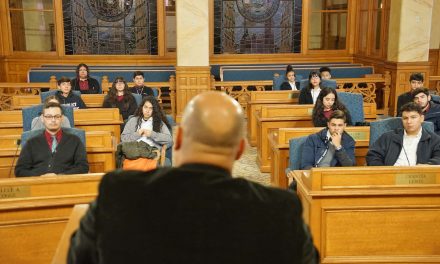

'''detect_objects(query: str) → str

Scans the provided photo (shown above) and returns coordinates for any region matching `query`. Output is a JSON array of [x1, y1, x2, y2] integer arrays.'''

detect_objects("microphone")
[[9, 139, 21, 177]]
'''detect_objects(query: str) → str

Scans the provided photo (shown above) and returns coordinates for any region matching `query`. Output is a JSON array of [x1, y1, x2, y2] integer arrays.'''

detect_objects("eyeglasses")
[[410, 80, 423, 85], [43, 115, 62, 120]]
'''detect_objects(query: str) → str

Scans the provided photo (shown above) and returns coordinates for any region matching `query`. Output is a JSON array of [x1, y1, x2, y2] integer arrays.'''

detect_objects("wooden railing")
[[211, 71, 391, 114], [0, 77, 57, 110], [430, 75, 440, 94], [0, 75, 177, 118]]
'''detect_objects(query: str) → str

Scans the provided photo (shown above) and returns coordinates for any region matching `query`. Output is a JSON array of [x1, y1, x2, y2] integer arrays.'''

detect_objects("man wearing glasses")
[[15, 102, 89, 177], [396, 73, 425, 116]]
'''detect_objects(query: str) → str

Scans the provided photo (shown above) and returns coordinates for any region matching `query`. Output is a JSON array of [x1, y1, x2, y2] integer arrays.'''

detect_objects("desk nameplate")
[[395, 173, 437, 185], [0, 186, 30, 199]]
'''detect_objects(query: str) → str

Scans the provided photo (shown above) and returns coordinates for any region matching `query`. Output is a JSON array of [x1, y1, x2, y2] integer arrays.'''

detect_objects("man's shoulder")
[[101, 167, 299, 204]]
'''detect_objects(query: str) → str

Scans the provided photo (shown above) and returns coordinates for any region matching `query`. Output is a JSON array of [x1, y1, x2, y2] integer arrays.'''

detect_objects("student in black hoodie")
[[55, 77, 87, 109]]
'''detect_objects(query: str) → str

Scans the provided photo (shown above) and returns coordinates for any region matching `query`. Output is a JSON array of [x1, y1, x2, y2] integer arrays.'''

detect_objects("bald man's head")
[[181, 92, 245, 148]]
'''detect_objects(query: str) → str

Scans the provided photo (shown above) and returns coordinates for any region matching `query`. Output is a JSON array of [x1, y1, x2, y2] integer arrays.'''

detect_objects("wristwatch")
[[335, 145, 343, 151]]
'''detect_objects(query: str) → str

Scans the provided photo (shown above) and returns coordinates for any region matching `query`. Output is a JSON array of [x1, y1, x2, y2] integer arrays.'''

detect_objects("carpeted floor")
[[231, 140, 270, 186]]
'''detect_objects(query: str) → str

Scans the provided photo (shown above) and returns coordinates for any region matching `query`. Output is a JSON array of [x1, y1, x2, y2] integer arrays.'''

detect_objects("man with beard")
[[411, 88, 440, 135]]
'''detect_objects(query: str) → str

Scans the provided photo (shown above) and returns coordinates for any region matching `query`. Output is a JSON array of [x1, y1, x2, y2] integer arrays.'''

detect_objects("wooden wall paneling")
[[157, 0, 166, 57], [384, 61, 431, 116], [429, 49, 439, 89], [175, 66, 211, 122], [53, 0, 65, 56]]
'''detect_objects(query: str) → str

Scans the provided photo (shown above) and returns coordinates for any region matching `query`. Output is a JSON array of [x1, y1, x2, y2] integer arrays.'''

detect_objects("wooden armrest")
[[52, 204, 90, 264], [160, 144, 167, 166]]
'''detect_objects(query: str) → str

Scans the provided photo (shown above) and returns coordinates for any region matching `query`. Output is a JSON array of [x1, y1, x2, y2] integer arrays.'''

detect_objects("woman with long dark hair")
[[121, 96, 172, 149], [71, 63, 101, 94], [299, 71, 322, 104], [103, 77, 137, 121], [312, 87, 352, 127]]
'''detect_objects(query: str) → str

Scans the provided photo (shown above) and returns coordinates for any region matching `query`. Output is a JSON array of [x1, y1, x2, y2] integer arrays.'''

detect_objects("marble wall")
[[388, 0, 434, 62], [430, 1, 440, 49], [176, 0, 209, 66]]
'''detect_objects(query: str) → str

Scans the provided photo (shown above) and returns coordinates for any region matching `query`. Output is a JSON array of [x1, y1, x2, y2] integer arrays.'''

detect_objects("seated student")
[[121, 96, 172, 148], [15, 102, 89, 177], [280, 65, 298, 90], [55, 77, 87, 109], [396, 72, 424, 116], [299, 71, 322, 104], [68, 92, 319, 264], [366, 102, 440, 166], [102, 77, 137, 122], [319, 66, 332, 80], [71, 63, 101, 94], [301, 110, 355, 169], [130, 71, 155, 97], [412, 88, 440, 135], [31, 95, 71, 130], [312, 87, 352, 127]]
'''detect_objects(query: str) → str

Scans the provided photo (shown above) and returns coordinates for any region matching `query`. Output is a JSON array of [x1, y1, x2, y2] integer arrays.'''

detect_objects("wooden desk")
[[269, 126, 370, 188], [0, 174, 103, 264], [256, 104, 376, 172], [74, 108, 122, 143], [256, 105, 315, 172], [290, 166, 440, 263], [246, 90, 299, 146], [12, 94, 107, 109], [52, 204, 89, 264], [0, 131, 115, 178]]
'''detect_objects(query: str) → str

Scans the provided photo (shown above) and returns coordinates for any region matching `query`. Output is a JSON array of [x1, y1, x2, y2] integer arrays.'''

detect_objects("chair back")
[[337, 92, 364, 125], [321, 79, 337, 89], [369, 117, 435, 145], [132, 93, 142, 107], [21, 127, 86, 148], [431, 94, 440, 104], [299, 78, 337, 90], [288, 136, 308, 170], [22, 104, 75, 132]]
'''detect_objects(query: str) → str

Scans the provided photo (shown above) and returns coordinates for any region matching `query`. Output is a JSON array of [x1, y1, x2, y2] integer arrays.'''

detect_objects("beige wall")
[[176, 0, 209, 66], [388, 0, 433, 62], [430, 0, 440, 49]]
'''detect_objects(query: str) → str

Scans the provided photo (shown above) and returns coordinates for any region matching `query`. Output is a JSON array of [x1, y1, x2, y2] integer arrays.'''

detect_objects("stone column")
[[386, 0, 434, 116], [175, 0, 211, 121]]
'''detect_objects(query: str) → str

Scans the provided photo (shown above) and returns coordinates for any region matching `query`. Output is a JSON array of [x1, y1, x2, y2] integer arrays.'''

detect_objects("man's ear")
[[174, 126, 183, 151], [235, 138, 246, 160], [421, 114, 425, 122]]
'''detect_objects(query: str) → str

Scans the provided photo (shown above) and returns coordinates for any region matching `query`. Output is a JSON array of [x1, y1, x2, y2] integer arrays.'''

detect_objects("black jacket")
[[424, 101, 440, 135], [55, 91, 87, 109], [301, 128, 356, 169], [71, 77, 101, 94], [366, 128, 440, 166], [280, 81, 299, 91], [68, 164, 319, 264], [15, 130, 89, 176], [396, 92, 412, 116], [129, 86, 154, 97], [299, 87, 314, 104]]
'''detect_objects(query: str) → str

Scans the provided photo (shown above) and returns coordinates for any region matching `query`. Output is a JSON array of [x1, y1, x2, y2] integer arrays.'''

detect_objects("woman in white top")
[[299, 71, 322, 104], [121, 96, 172, 149]]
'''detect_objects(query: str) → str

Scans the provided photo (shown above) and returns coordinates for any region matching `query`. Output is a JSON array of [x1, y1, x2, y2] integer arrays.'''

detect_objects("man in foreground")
[[15, 102, 89, 177], [301, 110, 355, 169], [366, 103, 440, 166], [68, 92, 318, 263]]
